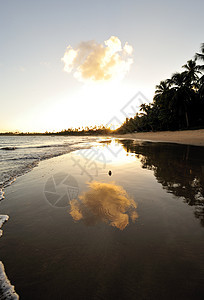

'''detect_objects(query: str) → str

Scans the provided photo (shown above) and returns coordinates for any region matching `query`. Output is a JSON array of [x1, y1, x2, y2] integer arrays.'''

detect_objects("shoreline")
[[1, 129, 204, 147], [114, 129, 204, 147]]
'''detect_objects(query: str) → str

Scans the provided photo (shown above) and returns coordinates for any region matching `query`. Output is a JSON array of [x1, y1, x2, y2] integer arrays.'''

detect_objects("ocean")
[[0, 135, 99, 200]]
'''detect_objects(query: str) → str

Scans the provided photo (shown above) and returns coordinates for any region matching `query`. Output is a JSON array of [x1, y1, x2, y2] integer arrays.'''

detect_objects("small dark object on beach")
[[108, 170, 112, 176]]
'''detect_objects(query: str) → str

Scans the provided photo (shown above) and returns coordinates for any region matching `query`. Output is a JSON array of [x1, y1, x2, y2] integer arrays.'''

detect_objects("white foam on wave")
[[0, 216, 19, 299], [0, 142, 93, 191], [0, 141, 96, 206], [0, 189, 5, 201], [0, 262, 19, 300], [0, 215, 9, 238], [0, 178, 17, 203]]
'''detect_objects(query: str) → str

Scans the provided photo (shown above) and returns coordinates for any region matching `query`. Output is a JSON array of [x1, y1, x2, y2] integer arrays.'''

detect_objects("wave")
[[0, 142, 92, 198], [0, 141, 84, 151], [0, 216, 19, 299], [0, 215, 9, 238], [0, 147, 16, 151], [0, 189, 5, 201], [0, 144, 69, 151], [34, 143, 71, 149], [0, 262, 19, 299]]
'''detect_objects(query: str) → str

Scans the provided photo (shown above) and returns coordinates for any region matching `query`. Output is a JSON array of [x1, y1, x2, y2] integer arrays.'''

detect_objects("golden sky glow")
[[1, 1, 203, 132]]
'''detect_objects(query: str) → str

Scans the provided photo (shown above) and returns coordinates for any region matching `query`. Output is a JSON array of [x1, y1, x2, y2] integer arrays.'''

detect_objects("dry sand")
[[115, 129, 204, 147]]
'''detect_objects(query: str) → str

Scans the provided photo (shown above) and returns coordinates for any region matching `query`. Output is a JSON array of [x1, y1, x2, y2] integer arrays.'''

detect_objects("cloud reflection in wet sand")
[[69, 181, 138, 230]]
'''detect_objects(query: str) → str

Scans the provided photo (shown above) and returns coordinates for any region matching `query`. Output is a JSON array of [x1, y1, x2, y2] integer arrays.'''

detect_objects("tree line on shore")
[[117, 43, 204, 133], [0, 125, 111, 136]]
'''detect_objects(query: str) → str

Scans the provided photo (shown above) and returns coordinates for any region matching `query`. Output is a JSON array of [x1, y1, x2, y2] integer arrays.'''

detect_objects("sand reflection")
[[69, 181, 138, 230]]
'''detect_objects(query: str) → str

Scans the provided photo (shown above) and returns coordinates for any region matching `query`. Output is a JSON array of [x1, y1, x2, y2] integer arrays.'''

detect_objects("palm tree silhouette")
[[195, 43, 204, 97], [170, 72, 192, 128], [195, 43, 204, 67], [182, 59, 200, 88], [154, 80, 171, 100]]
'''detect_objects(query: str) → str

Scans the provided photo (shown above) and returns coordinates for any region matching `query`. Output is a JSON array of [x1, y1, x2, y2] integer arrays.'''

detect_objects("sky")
[[0, 0, 204, 132]]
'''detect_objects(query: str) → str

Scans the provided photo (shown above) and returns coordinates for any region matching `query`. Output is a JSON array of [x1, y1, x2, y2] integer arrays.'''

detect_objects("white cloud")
[[123, 42, 133, 55], [61, 36, 133, 82]]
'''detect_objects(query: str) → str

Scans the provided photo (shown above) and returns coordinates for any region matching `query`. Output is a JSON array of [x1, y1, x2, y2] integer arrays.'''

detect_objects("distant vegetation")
[[117, 43, 204, 133], [0, 125, 111, 136]]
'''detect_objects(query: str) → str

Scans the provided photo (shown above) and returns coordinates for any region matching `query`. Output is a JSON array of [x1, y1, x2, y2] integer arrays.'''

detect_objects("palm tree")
[[195, 43, 204, 69], [182, 59, 200, 87], [140, 103, 151, 114], [170, 72, 192, 128], [171, 72, 186, 87], [152, 79, 177, 130], [195, 43, 204, 97], [154, 80, 171, 99], [153, 79, 172, 107]]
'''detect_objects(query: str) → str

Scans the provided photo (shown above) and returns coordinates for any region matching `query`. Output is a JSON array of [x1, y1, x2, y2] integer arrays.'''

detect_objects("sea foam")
[[0, 216, 19, 299], [0, 262, 19, 300]]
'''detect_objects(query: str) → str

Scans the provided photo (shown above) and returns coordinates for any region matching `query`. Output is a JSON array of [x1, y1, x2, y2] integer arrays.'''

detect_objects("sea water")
[[0, 135, 98, 199]]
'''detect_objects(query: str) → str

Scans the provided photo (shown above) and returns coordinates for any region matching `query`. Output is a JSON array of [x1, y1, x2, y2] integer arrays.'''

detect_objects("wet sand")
[[0, 140, 204, 299], [115, 129, 204, 146]]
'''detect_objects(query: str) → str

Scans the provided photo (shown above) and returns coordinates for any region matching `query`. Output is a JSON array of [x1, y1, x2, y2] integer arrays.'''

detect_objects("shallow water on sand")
[[0, 135, 97, 191], [0, 139, 204, 299]]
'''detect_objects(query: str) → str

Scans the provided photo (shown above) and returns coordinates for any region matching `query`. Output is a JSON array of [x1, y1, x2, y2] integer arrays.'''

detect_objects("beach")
[[1, 0, 204, 298], [0, 138, 204, 299], [116, 129, 204, 146]]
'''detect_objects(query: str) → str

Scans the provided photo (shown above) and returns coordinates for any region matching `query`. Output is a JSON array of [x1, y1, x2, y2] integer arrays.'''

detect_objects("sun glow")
[[17, 81, 147, 133], [76, 139, 138, 167], [6, 80, 153, 133]]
